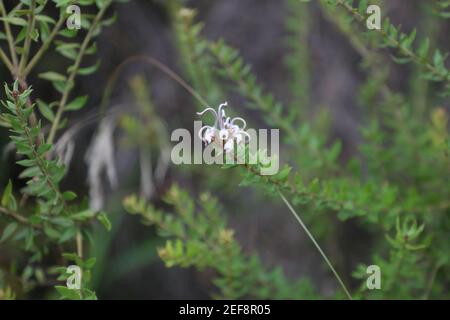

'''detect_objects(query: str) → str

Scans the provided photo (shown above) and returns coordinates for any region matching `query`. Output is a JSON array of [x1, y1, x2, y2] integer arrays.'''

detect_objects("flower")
[[197, 102, 250, 152]]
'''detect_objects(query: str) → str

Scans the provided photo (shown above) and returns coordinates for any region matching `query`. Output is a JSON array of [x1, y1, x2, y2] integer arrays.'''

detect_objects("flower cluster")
[[197, 102, 250, 153]]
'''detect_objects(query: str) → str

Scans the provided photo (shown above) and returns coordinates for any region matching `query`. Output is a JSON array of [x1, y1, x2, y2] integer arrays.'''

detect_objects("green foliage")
[[123, 185, 318, 299], [326, 0, 450, 95], [0, 0, 120, 299], [144, 0, 450, 299], [167, 1, 222, 108], [0, 0, 449, 301], [284, 0, 311, 113], [53, 253, 98, 300], [2, 82, 66, 214]]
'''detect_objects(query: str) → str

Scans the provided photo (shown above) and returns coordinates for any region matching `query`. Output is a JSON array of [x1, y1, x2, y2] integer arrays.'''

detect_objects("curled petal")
[[204, 128, 215, 144], [197, 107, 218, 118], [240, 130, 251, 142], [217, 102, 228, 116], [217, 102, 228, 128], [231, 117, 246, 129]]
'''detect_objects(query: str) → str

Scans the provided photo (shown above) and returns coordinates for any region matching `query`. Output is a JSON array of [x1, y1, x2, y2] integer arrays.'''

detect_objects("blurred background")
[[1, 0, 449, 299]]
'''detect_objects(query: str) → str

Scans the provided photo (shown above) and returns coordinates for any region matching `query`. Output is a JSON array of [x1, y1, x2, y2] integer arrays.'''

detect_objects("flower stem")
[[278, 190, 353, 300]]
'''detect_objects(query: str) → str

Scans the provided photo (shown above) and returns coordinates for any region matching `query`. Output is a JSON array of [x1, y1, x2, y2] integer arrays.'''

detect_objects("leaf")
[[62, 191, 77, 201], [37, 99, 55, 122], [77, 61, 100, 76], [44, 224, 60, 239], [35, 15, 56, 24], [1, 222, 18, 243], [19, 166, 41, 179], [16, 159, 35, 167], [55, 286, 81, 300], [62, 252, 82, 265], [1, 180, 13, 207], [65, 96, 88, 111], [59, 227, 77, 243], [83, 257, 96, 269], [38, 71, 67, 82], [97, 211, 111, 231], [71, 209, 96, 221], [37, 143, 52, 155], [0, 17, 27, 26]]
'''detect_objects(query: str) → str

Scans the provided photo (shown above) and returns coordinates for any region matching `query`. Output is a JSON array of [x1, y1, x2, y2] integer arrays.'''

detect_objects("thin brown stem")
[[0, 205, 42, 229]]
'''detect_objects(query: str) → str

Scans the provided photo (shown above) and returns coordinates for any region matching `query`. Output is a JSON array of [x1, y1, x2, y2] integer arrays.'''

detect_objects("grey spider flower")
[[197, 102, 250, 153]]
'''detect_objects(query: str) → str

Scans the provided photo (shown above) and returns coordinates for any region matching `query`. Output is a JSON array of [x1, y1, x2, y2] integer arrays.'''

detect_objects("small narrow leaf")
[[65, 96, 88, 111]]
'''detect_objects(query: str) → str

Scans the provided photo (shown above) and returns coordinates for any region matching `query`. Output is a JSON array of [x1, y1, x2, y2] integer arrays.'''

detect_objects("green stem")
[[0, 0, 19, 70], [18, 0, 36, 76], [14, 95, 63, 204], [0, 47, 13, 72], [23, 12, 66, 77], [334, 0, 449, 82], [278, 190, 353, 300], [48, 1, 112, 144], [0, 205, 30, 226]]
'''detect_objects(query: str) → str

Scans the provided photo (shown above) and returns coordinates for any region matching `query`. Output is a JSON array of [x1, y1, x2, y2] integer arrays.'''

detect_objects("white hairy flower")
[[197, 102, 250, 153], [224, 139, 234, 153], [219, 129, 229, 140]]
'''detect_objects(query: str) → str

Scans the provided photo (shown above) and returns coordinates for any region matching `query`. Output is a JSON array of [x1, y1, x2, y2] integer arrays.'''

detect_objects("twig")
[[23, 13, 66, 77], [76, 230, 83, 258], [48, 1, 112, 144], [0, 206, 29, 225], [0, 0, 19, 71], [334, 0, 450, 82], [18, 0, 36, 76], [0, 47, 13, 73], [278, 190, 353, 300], [0, 205, 42, 229]]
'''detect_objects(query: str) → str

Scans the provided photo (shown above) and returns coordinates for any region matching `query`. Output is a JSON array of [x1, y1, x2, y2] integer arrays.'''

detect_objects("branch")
[[18, 0, 36, 76], [0, 47, 13, 73], [47, 1, 112, 144], [334, 0, 450, 82], [0, 206, 28, 224], [23, 12, 66, 77], [0, 0, 18, 71]]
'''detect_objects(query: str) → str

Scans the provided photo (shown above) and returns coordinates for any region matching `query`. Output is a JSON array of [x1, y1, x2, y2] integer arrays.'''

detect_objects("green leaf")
[[1, 222, 18, 243], [71, 209, 96, 221], [37, 99, 55, 122], [65, 96, 88, 111], [62, 191, 77, 201], [59, 227, 77, 243], [62, 252, 82, 265], [77, 61, 100, 76], [55, 286, 81, 300], [38, 71, 67, 82], [44, 224, 60, 239], [83, 257, 96, 269], [37, 143, 52, 155], [97, 211, 111, 231], [0, 17, 27, 26], [1, 180, 13, 207]]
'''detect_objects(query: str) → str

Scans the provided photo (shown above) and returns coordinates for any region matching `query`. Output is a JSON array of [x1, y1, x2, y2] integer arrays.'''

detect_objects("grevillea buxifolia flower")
[[198, 103, 353, 300], [197, 102, 250, 153]]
